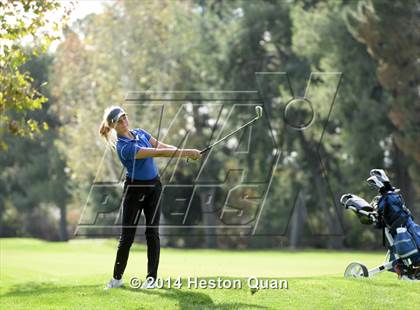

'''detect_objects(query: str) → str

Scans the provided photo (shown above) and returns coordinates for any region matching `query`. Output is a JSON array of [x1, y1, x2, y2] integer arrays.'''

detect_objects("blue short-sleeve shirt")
[[116, 128, 159, 180]]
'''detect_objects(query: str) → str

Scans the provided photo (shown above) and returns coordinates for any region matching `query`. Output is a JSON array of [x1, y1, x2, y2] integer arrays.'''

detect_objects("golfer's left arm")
[[149, 136, 177, 149]]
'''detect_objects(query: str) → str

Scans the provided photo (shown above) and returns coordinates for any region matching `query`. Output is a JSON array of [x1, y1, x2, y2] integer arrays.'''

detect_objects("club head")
[[255, 106, 263, 119]]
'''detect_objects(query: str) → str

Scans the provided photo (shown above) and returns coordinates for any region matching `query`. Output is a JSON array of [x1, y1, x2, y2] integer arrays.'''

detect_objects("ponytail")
[[99, 119, 111, 140], [99, 106, 119, 149]]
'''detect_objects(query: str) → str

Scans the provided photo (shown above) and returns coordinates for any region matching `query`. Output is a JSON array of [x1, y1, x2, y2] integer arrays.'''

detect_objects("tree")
[[47, 0, 416, 250], [346, 0, 420, 212], [0, 0, 70, 149], [291, 0, 391, 248], [0, 52, 71, 240]]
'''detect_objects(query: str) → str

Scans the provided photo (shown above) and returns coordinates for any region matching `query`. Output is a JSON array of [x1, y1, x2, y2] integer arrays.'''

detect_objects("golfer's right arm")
[[135, 148, 201, 160]]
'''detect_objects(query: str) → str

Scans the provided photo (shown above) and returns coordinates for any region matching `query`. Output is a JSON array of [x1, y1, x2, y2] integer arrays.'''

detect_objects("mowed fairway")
[[1, 239, 419, 309]]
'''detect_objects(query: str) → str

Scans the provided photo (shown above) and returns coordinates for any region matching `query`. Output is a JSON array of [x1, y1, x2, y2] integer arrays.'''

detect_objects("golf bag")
[[340, 192, 420, 280]]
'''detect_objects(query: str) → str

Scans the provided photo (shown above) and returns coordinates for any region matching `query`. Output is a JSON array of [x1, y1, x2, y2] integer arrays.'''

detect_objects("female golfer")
[[99, 106, 201, 290]]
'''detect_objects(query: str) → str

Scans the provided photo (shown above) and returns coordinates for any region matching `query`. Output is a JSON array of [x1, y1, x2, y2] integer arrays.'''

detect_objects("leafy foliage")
[[0, 0, 69, 149], [2, 0, 418, 248]]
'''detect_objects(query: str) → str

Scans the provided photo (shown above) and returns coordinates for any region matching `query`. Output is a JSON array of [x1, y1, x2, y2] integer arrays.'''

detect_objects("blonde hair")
[[99, 106, 119, 149]]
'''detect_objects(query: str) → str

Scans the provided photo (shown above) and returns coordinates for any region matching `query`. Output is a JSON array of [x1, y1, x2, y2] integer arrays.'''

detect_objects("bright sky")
[[0, 0, 112, 57], [66, 0, 110, 23], [49, 0, 112, 50]]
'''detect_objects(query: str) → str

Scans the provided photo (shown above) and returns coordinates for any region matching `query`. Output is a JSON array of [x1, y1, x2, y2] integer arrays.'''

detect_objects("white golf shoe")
[[104, 278, 124, 290], [140, 277, 156, 289]]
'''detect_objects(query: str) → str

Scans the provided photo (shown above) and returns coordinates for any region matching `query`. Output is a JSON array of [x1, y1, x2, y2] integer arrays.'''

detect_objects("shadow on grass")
[[125, 286, 268, 309], [344, 277, 405, 288], [2, 282, 267, 309], [0, 282, 98, 298]]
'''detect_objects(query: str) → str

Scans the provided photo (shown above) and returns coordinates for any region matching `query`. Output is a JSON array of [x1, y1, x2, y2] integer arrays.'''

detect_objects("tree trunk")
[[191, 100, 218, 248], [59, 204, 69, 241], [200, 188, 218, 248], [289, 190, 306, 249], [298, 132, 343, 249], [393, 144, 415, 212]]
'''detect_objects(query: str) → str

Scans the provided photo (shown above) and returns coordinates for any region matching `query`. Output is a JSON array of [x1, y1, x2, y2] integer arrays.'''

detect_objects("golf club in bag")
[[340, 170, 420, 281]]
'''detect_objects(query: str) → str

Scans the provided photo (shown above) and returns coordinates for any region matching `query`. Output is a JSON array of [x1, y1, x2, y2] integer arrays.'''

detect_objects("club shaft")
[[200, 117, 258, 154]]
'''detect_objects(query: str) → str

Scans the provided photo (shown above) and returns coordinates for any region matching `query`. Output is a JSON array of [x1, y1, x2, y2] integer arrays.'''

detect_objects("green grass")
[[1, 238, 419, 309]]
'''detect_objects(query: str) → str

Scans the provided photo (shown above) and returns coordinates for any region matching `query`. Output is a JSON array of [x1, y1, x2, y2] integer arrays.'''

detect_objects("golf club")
[[199, 105, 263, 155]]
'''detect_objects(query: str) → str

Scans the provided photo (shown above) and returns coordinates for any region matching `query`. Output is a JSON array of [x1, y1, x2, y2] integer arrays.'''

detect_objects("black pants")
[[113, 176, 162, 280]]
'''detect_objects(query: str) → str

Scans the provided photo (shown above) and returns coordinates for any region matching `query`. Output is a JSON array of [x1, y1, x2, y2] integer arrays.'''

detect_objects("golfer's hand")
[[188, 149, 202, 160]]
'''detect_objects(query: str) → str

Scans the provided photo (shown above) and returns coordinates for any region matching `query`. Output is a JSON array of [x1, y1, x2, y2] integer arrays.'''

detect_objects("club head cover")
[[366, 175, 385, 190], [370, 169, 390, 183]]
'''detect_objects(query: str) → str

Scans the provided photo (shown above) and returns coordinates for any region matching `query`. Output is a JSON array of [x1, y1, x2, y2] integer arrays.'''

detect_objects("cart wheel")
[[344, 262, 369, 278]]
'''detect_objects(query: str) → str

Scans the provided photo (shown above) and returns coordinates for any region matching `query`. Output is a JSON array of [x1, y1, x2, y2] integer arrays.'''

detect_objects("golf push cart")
[[340, 169, 420, 281]]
